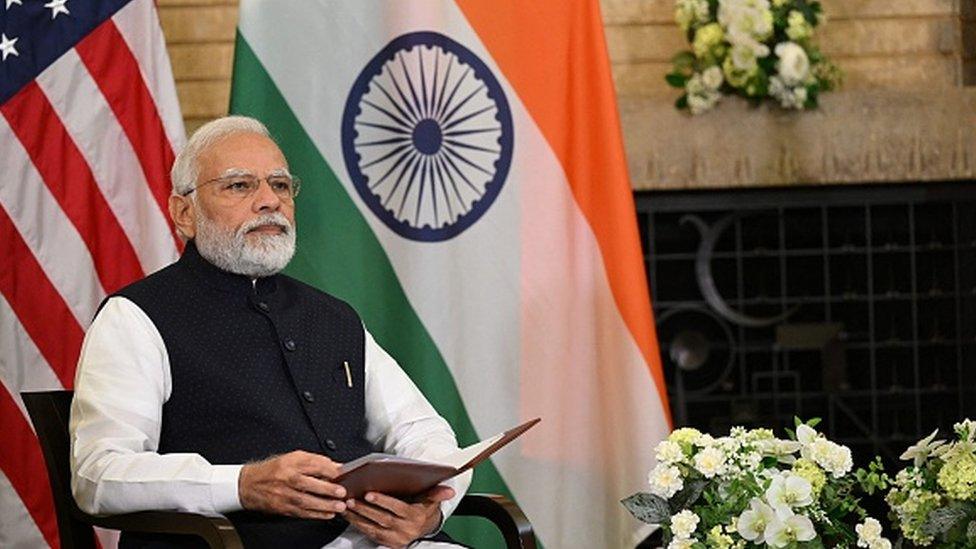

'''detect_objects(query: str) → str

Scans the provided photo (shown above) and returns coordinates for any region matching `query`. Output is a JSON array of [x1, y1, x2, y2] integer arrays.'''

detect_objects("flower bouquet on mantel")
[[885, 419, 976, 547], [666, 0, 842, 114], [622, 419, 891, 548]]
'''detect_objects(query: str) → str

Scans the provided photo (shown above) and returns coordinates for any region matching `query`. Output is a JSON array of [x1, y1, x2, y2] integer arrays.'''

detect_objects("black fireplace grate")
[[636, 182, 976, 465]]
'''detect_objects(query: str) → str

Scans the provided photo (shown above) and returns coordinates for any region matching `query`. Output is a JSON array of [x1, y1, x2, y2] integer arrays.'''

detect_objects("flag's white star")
[[0, 33, 18, 61], [44, 0, 69, 19], [5, 0, 23, 10]]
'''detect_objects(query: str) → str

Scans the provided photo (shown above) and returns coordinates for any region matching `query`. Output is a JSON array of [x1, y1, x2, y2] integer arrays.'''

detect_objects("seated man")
[[69, 116, 471, 548]]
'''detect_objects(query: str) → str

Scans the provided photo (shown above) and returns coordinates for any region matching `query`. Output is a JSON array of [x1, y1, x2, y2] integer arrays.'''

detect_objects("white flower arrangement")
[[623, 419, 889, 548], [667, 0, 841, 114], [884, 419, 976, 547]]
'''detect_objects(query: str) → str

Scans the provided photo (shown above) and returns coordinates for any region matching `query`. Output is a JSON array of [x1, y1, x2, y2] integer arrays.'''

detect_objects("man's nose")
[[251, 178, 282, 212]]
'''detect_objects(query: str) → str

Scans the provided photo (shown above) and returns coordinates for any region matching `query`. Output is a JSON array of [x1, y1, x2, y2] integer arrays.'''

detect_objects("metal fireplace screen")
[[636, 183, 976, 465]]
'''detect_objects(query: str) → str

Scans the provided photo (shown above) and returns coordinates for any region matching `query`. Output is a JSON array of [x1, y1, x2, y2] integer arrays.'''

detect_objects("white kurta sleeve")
[[361, 327, 472, 524], [69, 296, 242, 515]]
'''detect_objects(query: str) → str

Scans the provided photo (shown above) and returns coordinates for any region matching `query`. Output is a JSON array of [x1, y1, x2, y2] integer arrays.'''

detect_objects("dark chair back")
[[21, 390, 97, 549]]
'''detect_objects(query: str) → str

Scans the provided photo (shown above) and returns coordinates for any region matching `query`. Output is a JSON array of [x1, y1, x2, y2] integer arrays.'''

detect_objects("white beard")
[[194, 210, 296, 278]]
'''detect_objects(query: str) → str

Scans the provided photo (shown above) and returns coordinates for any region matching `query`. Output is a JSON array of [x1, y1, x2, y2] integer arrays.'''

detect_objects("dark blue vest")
[[114, 241, 373, 548]]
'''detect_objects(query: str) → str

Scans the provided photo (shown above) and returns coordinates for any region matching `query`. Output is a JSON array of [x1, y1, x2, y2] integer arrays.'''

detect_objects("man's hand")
[[238, 450, 347, 520], [343, 485, 455, 549]]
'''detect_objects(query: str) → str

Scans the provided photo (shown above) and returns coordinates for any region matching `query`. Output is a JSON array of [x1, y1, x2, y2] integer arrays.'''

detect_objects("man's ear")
[[169, 194, 196, 240]]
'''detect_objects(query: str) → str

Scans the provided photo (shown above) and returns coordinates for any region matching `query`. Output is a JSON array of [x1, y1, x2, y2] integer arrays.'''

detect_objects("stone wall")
[[158, 0, 976, 188]]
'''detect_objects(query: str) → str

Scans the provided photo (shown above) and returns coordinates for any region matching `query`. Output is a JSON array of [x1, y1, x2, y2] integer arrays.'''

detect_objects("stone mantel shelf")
[[620, 88, 976, 191]]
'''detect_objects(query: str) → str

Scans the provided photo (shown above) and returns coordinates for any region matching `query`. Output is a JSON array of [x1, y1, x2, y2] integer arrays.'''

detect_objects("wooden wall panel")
[[158, 0, 237, 134]]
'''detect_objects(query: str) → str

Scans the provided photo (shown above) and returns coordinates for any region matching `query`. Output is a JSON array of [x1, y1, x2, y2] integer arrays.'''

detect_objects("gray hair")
[[170, 115, 272, 196]]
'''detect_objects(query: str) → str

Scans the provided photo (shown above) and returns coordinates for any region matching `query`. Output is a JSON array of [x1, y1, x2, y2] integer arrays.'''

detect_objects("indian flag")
[[229, 1, 671, 546]]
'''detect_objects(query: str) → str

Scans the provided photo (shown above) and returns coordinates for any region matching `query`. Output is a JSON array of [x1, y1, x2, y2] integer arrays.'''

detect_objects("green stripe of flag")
[[229, 33, 516, 547]]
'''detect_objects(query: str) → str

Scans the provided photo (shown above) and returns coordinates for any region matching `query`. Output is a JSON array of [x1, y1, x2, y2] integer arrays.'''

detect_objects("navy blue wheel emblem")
[[341, 32, 514, 242]]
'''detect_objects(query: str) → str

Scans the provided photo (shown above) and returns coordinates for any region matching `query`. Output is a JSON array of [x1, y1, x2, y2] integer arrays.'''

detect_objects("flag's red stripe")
[[75, 19, 182, 251], [0, 205, 85, 388], [1, 82, 146, 295], [0, 385, 61, 549]]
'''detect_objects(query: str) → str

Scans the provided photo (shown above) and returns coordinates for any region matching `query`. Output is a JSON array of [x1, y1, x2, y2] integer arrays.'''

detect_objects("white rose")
[[856, 518, 884, 546], [687, 92, 720, 115], [648, 463, 684, 498], [667, 537, 696, 549], [702, 66, 725, 90], [729, 44, 759, 72], [822, 443, 853, 477], [694, 446, 728, 478], [792, 86, 808, 107], [775, 41, 810, 85], [671, 510, 701, 538], [656, 440, 686, 464]]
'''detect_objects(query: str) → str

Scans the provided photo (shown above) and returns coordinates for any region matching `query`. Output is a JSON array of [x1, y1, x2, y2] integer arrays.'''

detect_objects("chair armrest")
[[453, 493, 536, 549], [84, 511, 243, 549]]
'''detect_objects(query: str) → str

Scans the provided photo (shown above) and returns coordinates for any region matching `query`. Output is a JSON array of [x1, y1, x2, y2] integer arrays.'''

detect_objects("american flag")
[[0, 0, 183, 546]]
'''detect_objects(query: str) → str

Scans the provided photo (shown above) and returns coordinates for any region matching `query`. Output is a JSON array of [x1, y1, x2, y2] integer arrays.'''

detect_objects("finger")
[[291, 509, 336, 521], [362, 492, 411, 519], [293, 474, 347, 499], [293, 452, 343, 479], [289, 490, 347, 515], [344, 498, 398, 529], [344, 510, 391, 540], [418, 485, 455, 503]]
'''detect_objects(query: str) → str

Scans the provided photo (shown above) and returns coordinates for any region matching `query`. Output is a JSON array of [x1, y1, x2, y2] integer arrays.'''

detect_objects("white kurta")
[[70, 296, 471, 548]]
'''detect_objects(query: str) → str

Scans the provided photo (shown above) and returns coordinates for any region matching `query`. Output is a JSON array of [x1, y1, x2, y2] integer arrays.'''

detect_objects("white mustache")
[[239, 214, 292, 236]]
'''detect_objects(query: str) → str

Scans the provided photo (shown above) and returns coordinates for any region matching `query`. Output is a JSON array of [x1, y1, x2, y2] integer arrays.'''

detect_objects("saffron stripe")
[[454, 0, 670, 410], [75, 19, 182, 251], [1, 81, 146, 296], [0, 383, 61, 549], [0, 203, 85, 388]]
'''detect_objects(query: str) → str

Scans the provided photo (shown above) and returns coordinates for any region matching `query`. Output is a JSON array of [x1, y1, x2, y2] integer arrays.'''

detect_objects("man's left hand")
[[342, 485, 455, 549]]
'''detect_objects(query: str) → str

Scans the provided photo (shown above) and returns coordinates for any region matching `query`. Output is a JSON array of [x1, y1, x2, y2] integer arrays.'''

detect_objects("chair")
[[22, 390, 537, 549]]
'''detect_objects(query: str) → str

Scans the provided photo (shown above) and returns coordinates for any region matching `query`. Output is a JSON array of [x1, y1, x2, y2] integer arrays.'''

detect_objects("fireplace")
[[638, 182, 976, 465]]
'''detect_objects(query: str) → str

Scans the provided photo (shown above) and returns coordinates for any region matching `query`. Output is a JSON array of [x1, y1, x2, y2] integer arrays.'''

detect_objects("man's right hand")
[[238, 450, 347, 519]]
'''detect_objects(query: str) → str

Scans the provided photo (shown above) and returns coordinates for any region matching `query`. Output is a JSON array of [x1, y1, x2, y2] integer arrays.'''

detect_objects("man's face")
[[193, 132, 295, 237], [170, 131, 298, 277]]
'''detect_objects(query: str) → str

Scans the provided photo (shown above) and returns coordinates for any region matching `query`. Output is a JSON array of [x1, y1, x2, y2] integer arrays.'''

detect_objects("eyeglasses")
[[181, 173, 302, 202]]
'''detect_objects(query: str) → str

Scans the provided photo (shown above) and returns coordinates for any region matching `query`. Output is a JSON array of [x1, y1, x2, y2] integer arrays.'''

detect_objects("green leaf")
[[666, 72, 689, 88], [671, 479, 708, 512], [808, 417, 822, 428], [621, 492, 672, 525], [676, 94, 689, 110]]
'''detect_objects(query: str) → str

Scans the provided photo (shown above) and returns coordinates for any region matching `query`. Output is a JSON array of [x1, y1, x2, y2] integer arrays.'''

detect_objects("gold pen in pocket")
[[343, 361, 353, 388]]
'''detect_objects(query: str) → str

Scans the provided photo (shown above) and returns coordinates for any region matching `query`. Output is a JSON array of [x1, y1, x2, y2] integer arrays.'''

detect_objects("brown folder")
[[334, 418, 541, 499]]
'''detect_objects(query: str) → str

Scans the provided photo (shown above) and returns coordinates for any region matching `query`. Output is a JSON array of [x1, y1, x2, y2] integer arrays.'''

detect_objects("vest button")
[[256, 301, 269, 312], [325, 439, 337, 451], [284, 339, 296, 351], [302, 390, 314, 403]]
